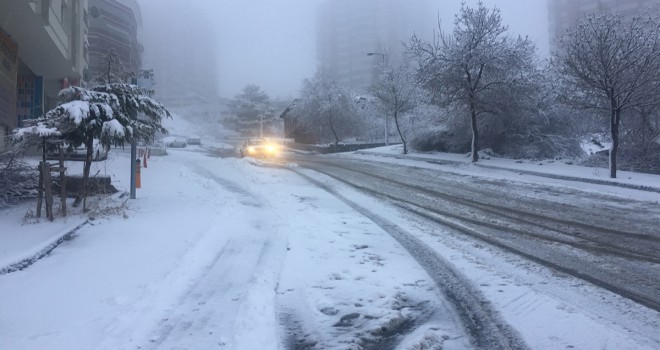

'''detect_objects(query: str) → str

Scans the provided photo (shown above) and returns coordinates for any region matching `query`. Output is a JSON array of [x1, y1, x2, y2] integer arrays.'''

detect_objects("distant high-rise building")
[[548, 0, 660, 52], [138, 1, 219, 107], [317, 0, 432, 91], [86, 0, 142, 82]]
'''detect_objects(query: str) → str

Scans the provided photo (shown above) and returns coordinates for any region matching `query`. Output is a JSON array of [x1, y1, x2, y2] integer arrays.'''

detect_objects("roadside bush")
[[494, 134, 584, 160], [0, 142, 37, 207], [410, 128, 470, 153], [618, 140, 660, 174]]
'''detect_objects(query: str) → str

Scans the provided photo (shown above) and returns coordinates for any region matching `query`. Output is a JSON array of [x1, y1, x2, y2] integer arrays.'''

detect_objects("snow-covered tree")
[[372, 55, 421, 154], [96, 48, 134, 84], [353, 94, 387, 143], [91, 84, 170, 143], [14, 84, 170, 211], [292, 72, 358, 145], [225, 84, 274, 137], [553, 13, 660, 178], [409, 2, 537, 162], [0, 139, 40, 207], [493, 67, 584, 159]]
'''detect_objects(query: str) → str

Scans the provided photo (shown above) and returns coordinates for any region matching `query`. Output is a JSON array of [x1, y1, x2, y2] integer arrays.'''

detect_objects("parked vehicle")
[[186, 137, 201, 145], [45, 140, 109, 161], [165, 138, 187, 148]]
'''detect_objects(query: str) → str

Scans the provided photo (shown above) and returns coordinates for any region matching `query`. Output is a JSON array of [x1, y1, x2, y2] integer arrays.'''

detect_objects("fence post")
[[59, 148, 67, 217]]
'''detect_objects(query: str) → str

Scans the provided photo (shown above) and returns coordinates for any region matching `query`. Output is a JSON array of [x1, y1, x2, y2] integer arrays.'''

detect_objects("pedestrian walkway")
[[355, 147, 660, 193], [0, 202, 89, 274]]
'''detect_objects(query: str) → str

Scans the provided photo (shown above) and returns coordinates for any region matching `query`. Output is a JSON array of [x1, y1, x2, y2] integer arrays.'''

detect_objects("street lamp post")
[[367, 52, 388, 146]]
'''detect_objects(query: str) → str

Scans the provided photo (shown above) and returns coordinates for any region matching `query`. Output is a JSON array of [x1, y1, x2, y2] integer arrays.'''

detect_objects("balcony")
[[4, 0, 81, 79]]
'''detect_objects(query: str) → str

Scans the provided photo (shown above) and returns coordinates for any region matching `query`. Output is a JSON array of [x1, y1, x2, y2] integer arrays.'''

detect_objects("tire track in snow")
[[290, 169, 529, 350], [127, 160, 284, 349], [298, 158, 660, 313], [141, 233, 278, 349]]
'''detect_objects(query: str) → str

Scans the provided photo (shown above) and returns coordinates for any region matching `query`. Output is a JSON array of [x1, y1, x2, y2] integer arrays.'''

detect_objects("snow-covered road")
[[1, 144, 659, 349], [0, 149, 468, 349]]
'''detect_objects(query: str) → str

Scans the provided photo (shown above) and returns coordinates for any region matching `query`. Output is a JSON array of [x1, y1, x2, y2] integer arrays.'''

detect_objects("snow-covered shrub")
[[0, 141, 37, 207]]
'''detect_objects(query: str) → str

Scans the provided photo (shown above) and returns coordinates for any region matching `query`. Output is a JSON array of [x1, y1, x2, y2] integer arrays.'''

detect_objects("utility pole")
[[130, 136, 136, 199]]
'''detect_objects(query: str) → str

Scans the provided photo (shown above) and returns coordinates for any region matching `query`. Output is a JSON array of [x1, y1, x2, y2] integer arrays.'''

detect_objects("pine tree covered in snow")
[[12, 48, 172, 210], [14, 84, 170, 211], [225, 84, 275, 137]]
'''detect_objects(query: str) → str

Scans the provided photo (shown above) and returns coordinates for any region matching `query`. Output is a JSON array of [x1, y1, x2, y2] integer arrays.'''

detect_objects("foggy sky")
[[435, 0, 550, 57], [139, 0, 548, 100], [213, 0, 323, 100]]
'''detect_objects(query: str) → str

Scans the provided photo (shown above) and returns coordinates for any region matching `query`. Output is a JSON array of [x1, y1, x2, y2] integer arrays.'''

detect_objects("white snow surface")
[[12, 122, 61, 138], [102, 118, 125, 137], [61, 100, 92, 124], [1, 123, 659, 349]]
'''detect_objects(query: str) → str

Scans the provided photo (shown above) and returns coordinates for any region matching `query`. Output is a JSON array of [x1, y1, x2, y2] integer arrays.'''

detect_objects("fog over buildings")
[[317, 0, 434, 91], [138, 1, 220, 106], [136, 0, 552, 101], [548, 0, 660, 52], [87, 0, 142, 83], [137, 0, 660, 102]]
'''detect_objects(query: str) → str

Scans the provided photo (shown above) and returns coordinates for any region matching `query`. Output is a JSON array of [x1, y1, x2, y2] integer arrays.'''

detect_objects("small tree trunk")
[[43, 162, 54, 222], [72, 143, 92, 209], [81, 137, 94, 211], [610, 108, 620, 179], [393, 111, 407, 154], [328, 111, 340, 146], [59, 148, 67, 217], [36, 163, 44, 218], [469, 101, 479, 163]]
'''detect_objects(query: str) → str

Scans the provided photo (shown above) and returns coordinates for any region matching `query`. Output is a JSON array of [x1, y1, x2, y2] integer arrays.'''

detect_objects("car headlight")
[[266, 144, 277, 153], [248, 146, 256, 153]]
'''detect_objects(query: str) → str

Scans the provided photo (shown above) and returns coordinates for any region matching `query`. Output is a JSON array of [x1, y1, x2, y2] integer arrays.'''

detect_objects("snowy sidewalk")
[[0, 153, 130, 275], [355, 146, 660, 194], [0, 205, 89, 275]]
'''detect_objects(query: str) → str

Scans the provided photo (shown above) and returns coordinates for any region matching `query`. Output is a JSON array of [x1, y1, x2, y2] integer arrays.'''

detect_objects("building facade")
[[316, 0, 432, 91], [0, 0, 88, 145], [86, 0, 141, 82], [548, 0, 660, 51]]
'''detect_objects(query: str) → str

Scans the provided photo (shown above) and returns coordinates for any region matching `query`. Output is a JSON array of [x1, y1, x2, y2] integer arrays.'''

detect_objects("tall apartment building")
[[317, 0, 432, 91], [86, 0, 141, 82], [139, 1, 219, 107], [0, 0, 88, 146], [548, 0, 660, 51]]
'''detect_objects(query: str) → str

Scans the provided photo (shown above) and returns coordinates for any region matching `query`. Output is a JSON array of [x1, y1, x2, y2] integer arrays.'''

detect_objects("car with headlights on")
[[239, 139, 280, 158]]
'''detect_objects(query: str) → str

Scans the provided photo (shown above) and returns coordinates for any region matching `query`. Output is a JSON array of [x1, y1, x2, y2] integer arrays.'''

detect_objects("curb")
[[0, 191, 127, 276], [0, 219, 89, 275], [355, 151, 660, 194]]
